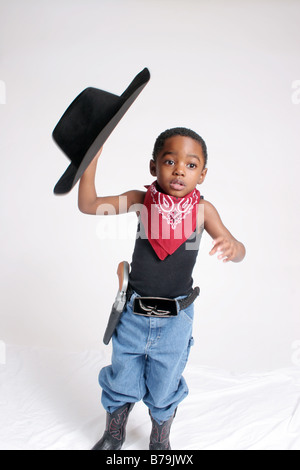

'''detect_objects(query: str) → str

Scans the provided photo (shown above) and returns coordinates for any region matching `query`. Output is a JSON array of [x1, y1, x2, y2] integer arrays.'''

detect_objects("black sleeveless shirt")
[[129, 216, 202, 298]]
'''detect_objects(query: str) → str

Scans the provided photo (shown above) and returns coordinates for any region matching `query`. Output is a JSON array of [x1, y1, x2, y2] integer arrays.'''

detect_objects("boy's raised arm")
[[78, 147, 145, 215]]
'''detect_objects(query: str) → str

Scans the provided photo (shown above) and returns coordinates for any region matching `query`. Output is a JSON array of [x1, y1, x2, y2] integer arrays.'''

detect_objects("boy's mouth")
[[170, 179, 186, 191]]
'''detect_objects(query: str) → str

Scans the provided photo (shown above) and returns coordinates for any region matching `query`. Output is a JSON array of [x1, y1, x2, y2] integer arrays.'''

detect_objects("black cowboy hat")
[[52, 68, 150, 194]]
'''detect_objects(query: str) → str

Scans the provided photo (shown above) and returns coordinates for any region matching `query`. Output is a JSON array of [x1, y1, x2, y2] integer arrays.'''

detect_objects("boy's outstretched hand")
[[209, 236, 245, 263], [200, 200, 246, 263]]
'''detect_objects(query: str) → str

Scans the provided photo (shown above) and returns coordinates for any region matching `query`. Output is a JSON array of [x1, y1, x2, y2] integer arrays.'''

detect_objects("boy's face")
[[150, 136, 207, 197]]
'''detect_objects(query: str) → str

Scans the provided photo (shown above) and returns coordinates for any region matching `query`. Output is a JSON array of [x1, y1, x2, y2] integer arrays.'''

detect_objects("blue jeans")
[[99, 290, 194, 424]]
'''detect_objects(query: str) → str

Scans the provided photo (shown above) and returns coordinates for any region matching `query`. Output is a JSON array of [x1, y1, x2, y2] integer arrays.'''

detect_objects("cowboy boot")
[[149, 409, 176, 450], [91, 403, 134, 450]]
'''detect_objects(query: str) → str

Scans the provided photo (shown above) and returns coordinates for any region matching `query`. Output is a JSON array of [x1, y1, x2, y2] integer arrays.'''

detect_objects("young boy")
[[78, 127, 246, 451]]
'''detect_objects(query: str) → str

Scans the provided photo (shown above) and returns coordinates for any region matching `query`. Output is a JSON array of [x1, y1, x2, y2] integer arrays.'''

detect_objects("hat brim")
[[53, 68, 150, 195]]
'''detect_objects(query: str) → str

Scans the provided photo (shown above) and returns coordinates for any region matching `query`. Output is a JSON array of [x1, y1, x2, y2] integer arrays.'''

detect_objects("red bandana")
[[141, 181, 200, 260]]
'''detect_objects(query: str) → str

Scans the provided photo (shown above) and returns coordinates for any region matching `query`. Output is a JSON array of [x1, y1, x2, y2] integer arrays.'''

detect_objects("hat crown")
[[53, 88, 120, 168]]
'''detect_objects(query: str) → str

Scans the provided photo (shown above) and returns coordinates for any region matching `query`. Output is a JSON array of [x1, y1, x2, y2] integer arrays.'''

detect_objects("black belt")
[[127, 285, 200, 318]]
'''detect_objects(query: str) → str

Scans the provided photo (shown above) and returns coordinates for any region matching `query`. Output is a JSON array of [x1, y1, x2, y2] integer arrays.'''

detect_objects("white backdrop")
[[0, 0, 300, 373]]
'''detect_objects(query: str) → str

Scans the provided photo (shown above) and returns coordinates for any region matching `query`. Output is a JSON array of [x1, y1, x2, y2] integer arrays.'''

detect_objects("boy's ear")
[[150, 159, 157, 176], [198, 167, 208, 185]]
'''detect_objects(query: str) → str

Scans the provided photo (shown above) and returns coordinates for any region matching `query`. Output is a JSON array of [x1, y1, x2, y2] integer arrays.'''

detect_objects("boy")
[[78, 127, 246, 450]]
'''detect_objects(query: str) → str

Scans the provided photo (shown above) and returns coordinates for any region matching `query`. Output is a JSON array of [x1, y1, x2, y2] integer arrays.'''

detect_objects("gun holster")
[[103, 261, 129, 345]]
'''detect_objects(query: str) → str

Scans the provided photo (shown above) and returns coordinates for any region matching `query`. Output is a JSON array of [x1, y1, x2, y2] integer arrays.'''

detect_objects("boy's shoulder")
[[197, 198, 220, 229], [198, 198, 216, 211], [198, 197, 212, 210], [126, 189, 146, 209]]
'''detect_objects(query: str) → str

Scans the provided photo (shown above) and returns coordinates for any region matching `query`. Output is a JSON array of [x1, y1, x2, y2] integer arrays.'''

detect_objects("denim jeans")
[[99, 290, 194, 424]]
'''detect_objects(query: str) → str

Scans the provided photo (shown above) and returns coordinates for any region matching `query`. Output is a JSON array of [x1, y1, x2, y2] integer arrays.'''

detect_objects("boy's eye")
[[163, 160, 197, 169]]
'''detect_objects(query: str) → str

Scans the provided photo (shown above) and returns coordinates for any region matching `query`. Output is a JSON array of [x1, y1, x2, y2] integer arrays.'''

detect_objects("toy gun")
[[103, 261, 129, 345]]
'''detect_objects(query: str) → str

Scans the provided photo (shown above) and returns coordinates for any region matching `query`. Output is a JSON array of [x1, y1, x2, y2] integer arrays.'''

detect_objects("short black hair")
[[152, 127, 208, 167]]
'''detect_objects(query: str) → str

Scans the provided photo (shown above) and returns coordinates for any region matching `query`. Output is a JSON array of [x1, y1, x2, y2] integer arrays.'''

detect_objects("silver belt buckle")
[[133, 297, 178, 317]]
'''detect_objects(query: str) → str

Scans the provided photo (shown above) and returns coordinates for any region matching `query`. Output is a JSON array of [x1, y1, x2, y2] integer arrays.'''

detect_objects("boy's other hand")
[[209, 236, 245, 263]]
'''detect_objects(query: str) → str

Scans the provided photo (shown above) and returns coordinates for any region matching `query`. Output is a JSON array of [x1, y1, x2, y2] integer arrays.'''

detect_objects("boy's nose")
[[173, 164, 185, 176]]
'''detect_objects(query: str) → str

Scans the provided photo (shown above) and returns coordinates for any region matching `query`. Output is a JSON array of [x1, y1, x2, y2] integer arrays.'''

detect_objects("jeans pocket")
[[180, 304, 194, 324]]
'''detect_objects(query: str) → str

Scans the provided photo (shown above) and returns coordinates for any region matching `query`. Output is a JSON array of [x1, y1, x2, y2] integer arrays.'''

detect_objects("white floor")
[[0, 345, 299, 450]]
